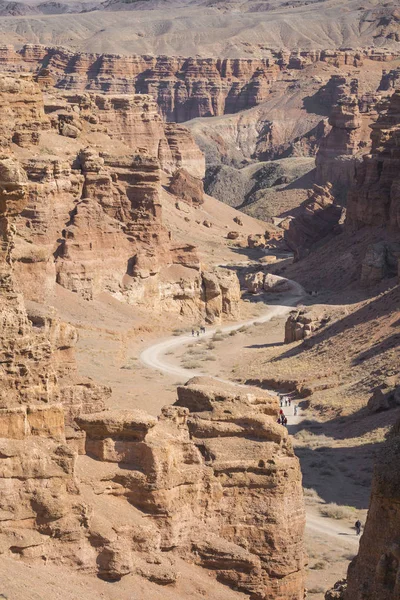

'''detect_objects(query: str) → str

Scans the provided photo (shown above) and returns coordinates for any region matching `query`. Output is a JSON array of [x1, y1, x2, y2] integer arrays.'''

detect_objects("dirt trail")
[[140, 277, 304, 380], [140, 276, 361, 550]]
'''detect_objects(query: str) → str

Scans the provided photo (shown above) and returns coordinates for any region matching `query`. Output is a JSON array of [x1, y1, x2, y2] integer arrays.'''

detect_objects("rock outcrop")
[[168, 168, 204, 207], [0, 73, 242, 322], [77, 377, 306, 599], [346, 90, 400, 233], [280, 183, 344, 261], [343, 418, 400, 600], [284, 309, 323, 343], [345, 90, 400, 282], [0, 45, 397, 124], [315, 93, 363, 192]]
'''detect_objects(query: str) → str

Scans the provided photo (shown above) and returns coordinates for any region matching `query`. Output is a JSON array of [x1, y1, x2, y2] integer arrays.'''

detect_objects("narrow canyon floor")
[[57, 250, 400, 600]]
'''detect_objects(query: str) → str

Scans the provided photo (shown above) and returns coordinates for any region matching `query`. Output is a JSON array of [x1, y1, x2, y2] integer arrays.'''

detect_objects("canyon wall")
[[343, 419, 400, 600], [0, 45, 397, 123], [315, 76, 379, 196], [345, 89, 400, 283], [0, 71, 306, 598], [0, 73, 240, 321], [77, 377, 306, 598]]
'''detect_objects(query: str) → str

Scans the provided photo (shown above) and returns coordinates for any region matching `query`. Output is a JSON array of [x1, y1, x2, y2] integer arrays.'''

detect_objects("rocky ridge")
[[0, 45, 398, 122], [0, 73, 242, 321]]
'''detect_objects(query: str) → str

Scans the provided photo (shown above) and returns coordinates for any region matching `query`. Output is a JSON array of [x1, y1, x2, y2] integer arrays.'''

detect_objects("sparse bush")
[[303, 488, 320, 499], [229, 330, 238, 336], [203, 356, 217, 361], [308, 586, 325, 594], [181, 361, 202, 369], [238, 326, 248, 333], [212, 333, 225, 342], [320, 503, 355, 520], [310, 560, 327, 570], [207, 342, 216, 350]]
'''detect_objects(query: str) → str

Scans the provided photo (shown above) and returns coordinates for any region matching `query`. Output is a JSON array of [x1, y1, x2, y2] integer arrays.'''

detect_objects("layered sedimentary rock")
[[315, 93, 364, 191], [0, 73, 49, 147], [0, 73, 242, 320], [45, 92, 205, 177], [280, 183, 344, 260], [343, 418, 400, 600], [314, 74, 382, 199], [77, 377, 306, 599], [345, 90, 400, 281], [346, 90, 400, 232], [284, 309, 323, 343], [168, 168, 205, 207], [0, 45, 397, 123]]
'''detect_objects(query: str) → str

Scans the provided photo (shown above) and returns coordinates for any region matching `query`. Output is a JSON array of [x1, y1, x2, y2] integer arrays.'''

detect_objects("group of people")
[[277, 410, 288, 427], [192, 326, 206, 336], [279, 394, 299, 418]]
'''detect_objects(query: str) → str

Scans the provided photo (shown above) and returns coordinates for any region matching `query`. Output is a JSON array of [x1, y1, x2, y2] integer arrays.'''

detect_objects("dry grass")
[[181, 360, 202, 369], [319, 503, 355, 520], [212, 333, 225, 342], [310, 560, 327, 570]]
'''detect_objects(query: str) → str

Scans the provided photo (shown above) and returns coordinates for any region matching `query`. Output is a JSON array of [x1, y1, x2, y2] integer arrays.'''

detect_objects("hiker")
[[288, 398, 291, 407], [283, 416, 288, 427], [294, 405, 298, 416], [192, 329, 195, 337], [197, 330, 200, 337], [355, 520, 362, 536]]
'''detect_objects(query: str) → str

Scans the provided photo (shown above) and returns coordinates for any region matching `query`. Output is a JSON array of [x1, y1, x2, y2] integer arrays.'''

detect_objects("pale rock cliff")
[[76, 377, 306, 599]]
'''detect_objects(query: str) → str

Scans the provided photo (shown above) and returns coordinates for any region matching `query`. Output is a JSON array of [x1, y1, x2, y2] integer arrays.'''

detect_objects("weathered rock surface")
[[280, 183, 344, 261], [345, 90, 400, 282], [0, 45, 397, 124], [0, 74, 242, 322], [77, 378, 306, 599], [347, 90, 400, 233], [284, 309, 324, 343], [344, 418, 400, 600], [315, 92, 364, 193], [168, 168, 204, 207], [367, 379, 400, 414]]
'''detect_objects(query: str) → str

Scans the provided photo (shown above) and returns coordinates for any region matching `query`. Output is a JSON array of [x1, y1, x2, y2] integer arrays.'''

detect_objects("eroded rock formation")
[[76, 377, 306, 598], [284, 309, 324, 344], [0, 73, 243, 321], [346, 90, 400, 282], [0, 45, 397, 124], [343, 418, 400, 600], [280, 183, 344, 261]]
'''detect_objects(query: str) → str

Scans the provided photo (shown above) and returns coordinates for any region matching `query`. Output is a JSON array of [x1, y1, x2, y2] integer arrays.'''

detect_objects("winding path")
[[140, 275, 361, 549], [140, 277, 304, 380]]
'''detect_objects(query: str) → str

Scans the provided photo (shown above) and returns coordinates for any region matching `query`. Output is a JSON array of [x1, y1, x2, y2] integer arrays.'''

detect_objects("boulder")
[[168, 168, 204, 207]]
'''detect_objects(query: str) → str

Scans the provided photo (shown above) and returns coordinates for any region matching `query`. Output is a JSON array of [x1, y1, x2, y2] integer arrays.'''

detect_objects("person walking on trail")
[[294, 405, 298, 416], [355, 520, 362, 536], [192, 329, 195, 337], [283, 416, 288, 427], [197, 330, 200, 337]]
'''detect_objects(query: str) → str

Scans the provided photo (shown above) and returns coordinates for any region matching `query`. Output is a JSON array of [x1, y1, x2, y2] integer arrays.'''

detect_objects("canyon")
[[0, 0, 399, 598]]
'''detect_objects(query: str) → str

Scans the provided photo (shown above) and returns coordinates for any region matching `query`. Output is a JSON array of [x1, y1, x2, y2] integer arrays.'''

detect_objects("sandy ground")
[[137, 281, 368, 600]]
